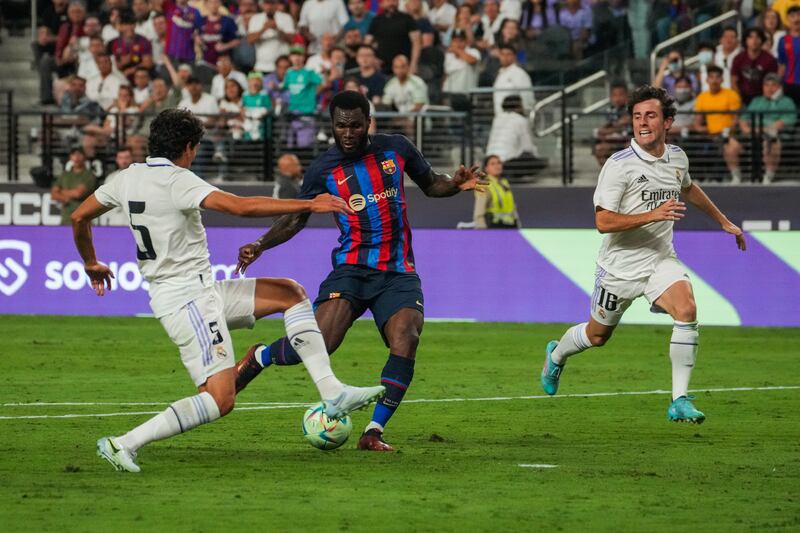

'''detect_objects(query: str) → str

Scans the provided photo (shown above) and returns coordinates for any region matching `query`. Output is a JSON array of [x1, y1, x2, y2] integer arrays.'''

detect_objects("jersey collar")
[[145, 156, 175, 167], [630, 139, 670, 163]]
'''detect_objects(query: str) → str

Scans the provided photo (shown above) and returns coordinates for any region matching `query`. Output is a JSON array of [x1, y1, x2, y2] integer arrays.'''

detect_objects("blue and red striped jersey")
[[778, 34, 800, 85], [300, 134, 432, 272]]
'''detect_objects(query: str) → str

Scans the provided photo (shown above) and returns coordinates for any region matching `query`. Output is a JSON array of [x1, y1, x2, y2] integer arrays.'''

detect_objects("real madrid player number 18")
[[540, 85, 747, 424], [234, 91, 487, 451]]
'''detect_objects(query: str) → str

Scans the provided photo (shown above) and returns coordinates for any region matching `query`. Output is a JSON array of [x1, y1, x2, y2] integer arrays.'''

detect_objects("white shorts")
[[590, 256, 690, 326], [159, 278, 257, 387]]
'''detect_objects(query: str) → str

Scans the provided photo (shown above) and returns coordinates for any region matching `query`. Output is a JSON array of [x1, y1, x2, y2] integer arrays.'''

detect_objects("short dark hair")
[[357, 43, 376, 54], [706, 64, 724, 77], [483, 154, 501, 167], [789, 5, 800, 15], [744, 27, 766, 46], [498, 44, 516, 54], [119, 9, 135, 25], [329, 90, 370, 119], [69, 146, 86, 157], [501, 94, 522, 111], [697, 41, 715, 52], [148, 109, 205, 162], [627, 84, 676, 120], [610, 81, 628, 92], [186, 76, 201, 85]]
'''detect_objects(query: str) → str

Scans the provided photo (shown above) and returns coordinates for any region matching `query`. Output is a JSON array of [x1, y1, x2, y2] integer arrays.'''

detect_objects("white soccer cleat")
[[96, 437, 141, 473], [323, 385, 386, 420]]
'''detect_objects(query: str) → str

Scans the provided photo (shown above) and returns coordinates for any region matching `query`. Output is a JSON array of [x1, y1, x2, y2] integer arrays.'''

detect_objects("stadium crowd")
[[22, 0, 800, 203]]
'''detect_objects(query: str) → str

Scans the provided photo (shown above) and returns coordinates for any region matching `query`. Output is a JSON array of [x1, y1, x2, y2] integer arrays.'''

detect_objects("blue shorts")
[[314, 265, 424, 344]]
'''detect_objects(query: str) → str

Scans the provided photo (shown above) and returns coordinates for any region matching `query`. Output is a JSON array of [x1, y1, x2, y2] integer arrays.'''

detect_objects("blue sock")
[[265, 337, 302, 366], [369, 354, 415, 430]]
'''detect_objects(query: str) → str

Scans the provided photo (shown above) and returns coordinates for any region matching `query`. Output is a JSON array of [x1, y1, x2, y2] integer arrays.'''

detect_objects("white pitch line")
[[518, 464, 559, 469], [0, 385, 797, 421]]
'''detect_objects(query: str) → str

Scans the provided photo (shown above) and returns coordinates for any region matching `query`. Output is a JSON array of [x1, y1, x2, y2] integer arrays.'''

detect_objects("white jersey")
[[593, 139, 692, 281], [94, 157, 219, 317]]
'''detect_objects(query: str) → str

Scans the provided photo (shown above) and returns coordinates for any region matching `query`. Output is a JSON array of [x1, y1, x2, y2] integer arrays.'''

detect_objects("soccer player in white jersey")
[[540, 85, 747, 423], [71, 109, 385, 472]]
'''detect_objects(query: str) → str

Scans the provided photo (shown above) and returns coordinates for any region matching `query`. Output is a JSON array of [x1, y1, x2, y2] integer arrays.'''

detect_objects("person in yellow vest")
[[473, 154, 520, 228]]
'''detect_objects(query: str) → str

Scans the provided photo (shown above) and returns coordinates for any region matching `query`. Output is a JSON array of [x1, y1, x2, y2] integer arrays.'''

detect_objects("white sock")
[[365, 421, 384, 433], [116, 392, 221, 452], [284, 299, 344, 399], [550, 322, 592, 365], [670, 321, 699, 400]]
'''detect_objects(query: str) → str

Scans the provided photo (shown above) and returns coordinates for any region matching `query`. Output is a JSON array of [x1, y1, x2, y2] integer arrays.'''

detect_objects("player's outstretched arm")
[[201, 191, 352, 218], [71, 194, 115, 296], [682, 183, 746, 251], [236, 212, 312, 275], [595, 198, 687, 233], [419, 165, 489, 197]]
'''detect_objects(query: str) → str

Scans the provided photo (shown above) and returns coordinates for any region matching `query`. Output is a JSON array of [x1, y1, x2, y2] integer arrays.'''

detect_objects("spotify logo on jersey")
[[349, 194, 366, 212]]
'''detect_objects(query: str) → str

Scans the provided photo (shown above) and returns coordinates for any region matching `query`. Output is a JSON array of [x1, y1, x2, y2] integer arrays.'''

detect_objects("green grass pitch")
[[1, 316, 798, 532]]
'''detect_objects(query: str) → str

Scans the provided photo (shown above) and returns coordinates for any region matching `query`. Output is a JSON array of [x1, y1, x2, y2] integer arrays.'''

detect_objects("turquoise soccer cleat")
[[540, 340, 564, 396], [667, 395, 706, 424]]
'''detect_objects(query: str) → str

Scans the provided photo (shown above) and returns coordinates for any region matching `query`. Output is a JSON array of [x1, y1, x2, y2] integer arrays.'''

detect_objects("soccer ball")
[[302, 402, 353, 450]]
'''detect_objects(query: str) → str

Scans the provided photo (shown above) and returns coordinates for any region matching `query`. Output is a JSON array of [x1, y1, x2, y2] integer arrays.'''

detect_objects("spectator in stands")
[[444, 5, 484, 47], [344, 0, 375, 37], [695, 41, 716, 92], [593, 82, 631, 165], [734, 72, 797, 183], [285, 45, 322, 148], [731, 28, 778, 106], [140, 77, 182, 116], [473, 155, 519, 229], [34, 0, 69, 70], [481, 0, 505, 42], [298, 0, 349, 54], [61, 14, 101, 80], [317, 47, 348, 109], [778, 6, 800, 106], [132, 0, 156, 41], [109, 10, 153, 82], [61, 75, 104, 124], [692, 65, 743, 183], [442, 30, 480, 100], [211, 54, 248, 100], [557, 0, 592, 60], [264, 54, 291, 113], [248, 0, 295, 75], [150, 13, 168, 78], [131, 67, 152, 105], [51, 147, 96, 225], [670, 76, 696, 140], [499, 0, 522, 23], [759, 9, 786, 58], [197, 0, 240, 83], [54, 0, 87, 79], [343, 27, 363, 70], [492, 44, 533, 114], [101, 7, 121, 44], [366, 0, 421, 75], [485, 94, 544, 181], [83, 85, 144, 158], [772, 0, 800, 28], [429, 0, 456, 42], [166, 0, 202, 65], [243, 71, 272, 139], [383, 54, 428, 112], [97, 146, 133, 226], [493, 18, 525, 64], [519, 0, 554, 41], [179, 76, 220, 123], [306, 32, 336, 74], [273, 153, 303, 199], [626, 0, 650, 59], [354, 44, 387, 104], [417, 27, 445, 104], [86, 53, 128, 110], [654, 48, 700, 97], [715, 27, 741, 89], [76, 34, 105, 81]]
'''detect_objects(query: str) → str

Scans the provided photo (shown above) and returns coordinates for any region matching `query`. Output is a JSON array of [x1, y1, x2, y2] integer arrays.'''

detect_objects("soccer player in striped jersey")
[[71, 109, 384, 472], [235, 90, 487, 451], [540, 85, 747, 424]]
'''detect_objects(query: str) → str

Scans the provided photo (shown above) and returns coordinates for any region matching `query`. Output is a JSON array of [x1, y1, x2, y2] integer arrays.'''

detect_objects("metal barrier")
[[0, 90, 16, 181], [560, 109, 800, 184]]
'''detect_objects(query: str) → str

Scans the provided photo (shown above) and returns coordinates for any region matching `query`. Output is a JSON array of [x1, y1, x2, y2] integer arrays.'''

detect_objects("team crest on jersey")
[[215, 345, 228, 359], [598, 308, 607, 319], [381, 159, 397, 174]]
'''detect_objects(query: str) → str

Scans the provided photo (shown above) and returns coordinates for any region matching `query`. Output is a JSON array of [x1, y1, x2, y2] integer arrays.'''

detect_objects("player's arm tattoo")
[[254, 212, 311, 252], [418, 171, 461, 198]]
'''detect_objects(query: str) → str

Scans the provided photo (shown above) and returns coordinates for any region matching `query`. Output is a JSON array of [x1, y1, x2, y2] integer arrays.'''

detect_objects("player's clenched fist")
[[650, 198, 686, 222], [311, 193, 354, 214]]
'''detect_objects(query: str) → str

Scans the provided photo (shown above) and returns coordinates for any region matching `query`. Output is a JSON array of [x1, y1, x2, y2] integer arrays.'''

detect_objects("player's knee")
[[674, 301, 697, 323], [215, 393, 235, 417], [588, 332, 611, 347], [387, 325, 420, 355], [281, 278, 308, 305]]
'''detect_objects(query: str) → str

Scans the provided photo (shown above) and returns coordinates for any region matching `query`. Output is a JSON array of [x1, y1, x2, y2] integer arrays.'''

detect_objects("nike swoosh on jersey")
[[337, 175, 353, 185]]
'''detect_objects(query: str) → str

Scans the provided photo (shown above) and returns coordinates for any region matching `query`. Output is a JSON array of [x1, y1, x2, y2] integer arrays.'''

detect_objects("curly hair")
[[627, 84, 676, 121], [329, 90, 371, 119], [147, 109, 205, 162]]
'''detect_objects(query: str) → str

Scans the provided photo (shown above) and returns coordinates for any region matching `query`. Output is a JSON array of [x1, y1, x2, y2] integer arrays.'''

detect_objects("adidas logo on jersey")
[[636, 175, 649, 184]]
